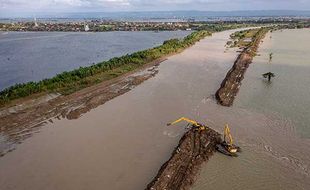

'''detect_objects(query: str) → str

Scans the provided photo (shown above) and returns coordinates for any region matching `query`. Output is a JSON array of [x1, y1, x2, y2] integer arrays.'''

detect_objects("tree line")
[[0, 30, 211, 106]]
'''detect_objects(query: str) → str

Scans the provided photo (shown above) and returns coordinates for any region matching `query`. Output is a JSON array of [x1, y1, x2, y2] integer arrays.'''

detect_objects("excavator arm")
[[167, 117, 206, 130], [168, 117, 240, 156], [224, 124, 234, 146], [223, 124, 238, 153], [167, 117, 199, 126]]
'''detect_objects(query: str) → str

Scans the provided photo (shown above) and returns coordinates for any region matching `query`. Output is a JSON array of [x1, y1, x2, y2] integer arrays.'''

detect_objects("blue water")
[[0, 31, 191, 90]]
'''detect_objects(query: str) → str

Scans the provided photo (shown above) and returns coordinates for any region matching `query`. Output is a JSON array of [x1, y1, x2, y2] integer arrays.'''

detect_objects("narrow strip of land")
[[0, 30, 212, 157], [0, 58, 161, 157], [0, 30, 210, 107], [216, 28, 269, 106], [146, 127, 221, 190]]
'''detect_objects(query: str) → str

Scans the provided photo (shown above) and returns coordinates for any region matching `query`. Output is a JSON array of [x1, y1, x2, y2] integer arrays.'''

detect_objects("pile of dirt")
[[146, 127, 221, 190], [215, 28, 269, 107], [215, 51, 252, 106]]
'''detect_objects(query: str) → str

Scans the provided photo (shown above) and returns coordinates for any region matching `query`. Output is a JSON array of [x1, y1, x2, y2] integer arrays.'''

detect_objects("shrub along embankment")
[[0, 30, 211, 107]]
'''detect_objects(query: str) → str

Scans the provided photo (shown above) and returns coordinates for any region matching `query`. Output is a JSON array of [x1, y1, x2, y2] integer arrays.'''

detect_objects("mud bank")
[[215, 52, 252, 106], [146, 127, 221, 190], [0, 58, 163, 157], [215, 28, 268, 106]]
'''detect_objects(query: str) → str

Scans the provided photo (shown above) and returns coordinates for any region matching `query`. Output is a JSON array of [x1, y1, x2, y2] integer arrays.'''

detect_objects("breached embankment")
[[215, 28, 269, 106], [146, 28, 269, 190], [146, 127, 221, 190], [215, 52, 252, 106]]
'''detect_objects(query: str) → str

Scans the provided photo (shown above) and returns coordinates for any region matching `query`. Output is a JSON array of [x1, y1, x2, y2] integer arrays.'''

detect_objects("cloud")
[[0, 0, 131, 11], [0, 0, 309, 13]]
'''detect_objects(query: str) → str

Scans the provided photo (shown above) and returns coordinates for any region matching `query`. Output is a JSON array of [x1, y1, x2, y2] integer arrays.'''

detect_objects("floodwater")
[[0, 31, 191, 90], [193, 29, 310, 190], [236, 29, 310, 138], [0, 29, 309, 190]]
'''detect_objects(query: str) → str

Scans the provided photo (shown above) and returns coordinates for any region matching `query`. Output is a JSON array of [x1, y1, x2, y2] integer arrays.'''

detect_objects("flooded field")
[[235, 29, 310, 138], [193, 29, 310, 190], [0, 31, 190, 90], [0, 29, 309, 190]]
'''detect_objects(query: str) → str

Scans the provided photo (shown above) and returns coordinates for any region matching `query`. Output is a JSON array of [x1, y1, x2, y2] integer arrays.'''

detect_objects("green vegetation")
[[246, 28, 269, 56], [228, 28, 261, 48], [0, 30, 211, 107], [191, 23, 256, 33], [227, 27, 269, 55]]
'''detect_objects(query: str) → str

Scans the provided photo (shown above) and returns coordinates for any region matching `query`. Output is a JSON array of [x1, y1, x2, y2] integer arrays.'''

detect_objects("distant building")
[[34, 17, 39, 27], [85, 24, 89, 32]]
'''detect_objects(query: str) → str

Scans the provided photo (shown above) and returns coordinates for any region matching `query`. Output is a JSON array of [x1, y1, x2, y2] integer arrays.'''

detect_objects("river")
[[0, 29, 309, 190], [0, 31, 191, 90], [193, 29, 310, 190]]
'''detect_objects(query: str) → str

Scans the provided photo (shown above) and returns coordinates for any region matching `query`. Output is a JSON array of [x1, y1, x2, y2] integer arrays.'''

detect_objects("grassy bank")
[[227, 28, 261, 48], [227, 27, 269, 55], [0, 30, 211, 107]]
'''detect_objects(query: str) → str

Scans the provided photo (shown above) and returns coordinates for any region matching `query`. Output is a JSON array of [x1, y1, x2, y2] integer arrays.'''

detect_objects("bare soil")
[[216, 29, 268, 107], [0, 58, 165, 157], [215, 52, 253, 106], [146, 126, 221, 190]]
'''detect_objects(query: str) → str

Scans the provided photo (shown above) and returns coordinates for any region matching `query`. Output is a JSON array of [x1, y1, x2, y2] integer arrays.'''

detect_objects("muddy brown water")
[[192, 29, 310, 190], [0, 29, 309, 190]]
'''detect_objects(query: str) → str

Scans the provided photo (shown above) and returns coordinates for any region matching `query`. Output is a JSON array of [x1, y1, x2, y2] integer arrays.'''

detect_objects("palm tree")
[[262, 52, 275, 82], [263, 72, 275, 82], [269, 53, 273, 64]]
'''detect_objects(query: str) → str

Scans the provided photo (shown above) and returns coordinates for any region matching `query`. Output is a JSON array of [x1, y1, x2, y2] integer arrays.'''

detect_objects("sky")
[[1, 0, 310, 16]]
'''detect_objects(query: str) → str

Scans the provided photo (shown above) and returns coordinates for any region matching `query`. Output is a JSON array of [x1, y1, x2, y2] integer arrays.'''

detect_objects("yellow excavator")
[[216, 124, 241, 157], [167, 117, 240, 157]]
